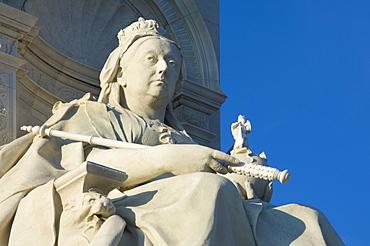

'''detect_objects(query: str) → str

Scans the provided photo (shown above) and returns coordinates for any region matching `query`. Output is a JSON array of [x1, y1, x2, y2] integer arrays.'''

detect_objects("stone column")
[[0, 44, 25, 143], [0, 3, 38, 143]]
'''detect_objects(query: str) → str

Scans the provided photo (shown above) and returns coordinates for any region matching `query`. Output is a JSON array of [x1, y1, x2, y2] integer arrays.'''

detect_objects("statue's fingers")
[[212, 150, 240, 165], [208, 159, 228, 174]]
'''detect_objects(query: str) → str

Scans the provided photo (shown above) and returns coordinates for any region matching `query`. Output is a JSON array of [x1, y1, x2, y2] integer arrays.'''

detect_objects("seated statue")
[[0, 18, 344, 245]]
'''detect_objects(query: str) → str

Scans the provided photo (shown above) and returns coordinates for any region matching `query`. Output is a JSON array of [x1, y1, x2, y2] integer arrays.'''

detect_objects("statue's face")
[[120, 38, 181, 106]]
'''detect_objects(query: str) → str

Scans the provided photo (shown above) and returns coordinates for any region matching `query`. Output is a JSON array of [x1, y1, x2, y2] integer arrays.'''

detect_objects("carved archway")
[[1, 0, 225, 147]]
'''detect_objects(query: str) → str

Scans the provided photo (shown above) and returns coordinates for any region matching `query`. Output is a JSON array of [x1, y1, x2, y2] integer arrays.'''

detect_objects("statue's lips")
[[152, 80, 166, 86]]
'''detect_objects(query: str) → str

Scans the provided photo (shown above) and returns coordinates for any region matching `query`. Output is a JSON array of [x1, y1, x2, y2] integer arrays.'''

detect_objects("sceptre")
[[21, 125, 290, 183], [21, 125, 146, 149]]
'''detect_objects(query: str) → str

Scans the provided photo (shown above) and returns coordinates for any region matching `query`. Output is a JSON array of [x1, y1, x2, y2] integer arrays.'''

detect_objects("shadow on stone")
[[256, 206, 306, 245]]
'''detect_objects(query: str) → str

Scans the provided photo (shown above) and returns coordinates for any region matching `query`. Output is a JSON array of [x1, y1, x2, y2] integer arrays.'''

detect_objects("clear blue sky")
[[220, 1, 370, 245]]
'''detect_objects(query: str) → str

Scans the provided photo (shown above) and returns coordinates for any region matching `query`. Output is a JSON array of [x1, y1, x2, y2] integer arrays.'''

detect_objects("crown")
[[117, 17, 167, 46]]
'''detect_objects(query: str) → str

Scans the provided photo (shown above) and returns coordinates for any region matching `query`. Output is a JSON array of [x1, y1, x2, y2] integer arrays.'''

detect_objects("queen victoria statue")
[[0, 18, 343, 245]]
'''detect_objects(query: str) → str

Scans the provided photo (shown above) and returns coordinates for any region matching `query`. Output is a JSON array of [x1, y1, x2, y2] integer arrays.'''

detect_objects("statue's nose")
[[157, 59, 168, 76], [104, 200, 114, 209], [101, 199, 116, 215]]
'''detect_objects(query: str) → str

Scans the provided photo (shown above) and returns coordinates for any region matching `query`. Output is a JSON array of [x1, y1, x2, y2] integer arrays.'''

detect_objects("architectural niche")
[[0, 0, 225, 148]]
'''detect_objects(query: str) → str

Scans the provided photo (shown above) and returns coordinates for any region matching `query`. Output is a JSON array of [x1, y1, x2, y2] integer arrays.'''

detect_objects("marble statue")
[[0, 18, 344, 245], [231, 115, 252, 149], [58, 188, 124, 246]]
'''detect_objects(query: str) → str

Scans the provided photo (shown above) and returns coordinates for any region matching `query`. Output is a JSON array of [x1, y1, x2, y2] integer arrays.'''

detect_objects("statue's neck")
[[123, 94, 169, 122], [126, 103, 166, 122]]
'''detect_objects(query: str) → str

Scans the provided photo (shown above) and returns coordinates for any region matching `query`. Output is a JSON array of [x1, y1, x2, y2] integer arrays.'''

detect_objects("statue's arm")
[[86, 146, 165, 189], [86, 144, 239, 190]]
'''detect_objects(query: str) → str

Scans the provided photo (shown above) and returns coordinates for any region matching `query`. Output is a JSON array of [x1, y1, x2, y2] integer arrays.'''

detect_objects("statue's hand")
[[89, 215, 126, 246], [151, 144, 239, 175]]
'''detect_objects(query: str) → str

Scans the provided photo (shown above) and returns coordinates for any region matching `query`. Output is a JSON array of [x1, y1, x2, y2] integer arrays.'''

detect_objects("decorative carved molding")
[[1, 0, 224, 147], [23, 62, 86, 102], [0, 3, 39, 143], [0, 34, 17, 55], [16, 73, 62, 136], [175, 80, 227, 115], [174, 105, 209, 130], [173, 80, 227, 146], [181, 122, 216, 146], [156, 0, 221, 91], [23, 0, 139, 69], [152, 0, 200, 83], [24, 36, 101, 89], [0, 71, 10, 144], [0, 50, 27, 144], [0, 3, 38, 40], [18, 0, 219, 89]]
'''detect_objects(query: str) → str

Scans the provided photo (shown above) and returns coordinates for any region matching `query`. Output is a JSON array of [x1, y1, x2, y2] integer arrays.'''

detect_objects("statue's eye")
[[89, 198, 96, 204], [146, 55, 157, 63], [168, 60, 176, 66]]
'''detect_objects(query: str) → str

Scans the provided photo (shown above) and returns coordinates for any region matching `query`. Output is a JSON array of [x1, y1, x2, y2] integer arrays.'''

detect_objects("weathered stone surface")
[[0, 17, 343, 245], [1, 0, 224, 148]]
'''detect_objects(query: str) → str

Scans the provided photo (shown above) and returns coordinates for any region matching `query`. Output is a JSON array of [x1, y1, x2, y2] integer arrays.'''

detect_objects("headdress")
[[98, 17, 179, 104], [97, 18, 187, 133], [117, 17, 167, 45]]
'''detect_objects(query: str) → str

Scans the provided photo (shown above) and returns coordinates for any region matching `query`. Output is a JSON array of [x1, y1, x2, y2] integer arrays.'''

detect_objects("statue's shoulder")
[[51, 93, 100, 114], [45, 94, 119, 139], [45, 93, 107, 127]]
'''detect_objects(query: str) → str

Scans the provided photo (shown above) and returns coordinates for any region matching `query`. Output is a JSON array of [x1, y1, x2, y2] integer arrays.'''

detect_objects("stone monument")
[[0, 0, 223, 148], [0, 2, 343, 245]]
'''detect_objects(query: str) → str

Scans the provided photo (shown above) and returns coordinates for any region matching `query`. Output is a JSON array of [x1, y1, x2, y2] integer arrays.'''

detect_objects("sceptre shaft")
[[21, 125, 290, 183], [21, 125, 147, 149]]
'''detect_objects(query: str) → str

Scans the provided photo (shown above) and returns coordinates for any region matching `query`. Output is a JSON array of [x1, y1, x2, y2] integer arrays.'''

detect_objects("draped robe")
[[0, 95, 343, 245]]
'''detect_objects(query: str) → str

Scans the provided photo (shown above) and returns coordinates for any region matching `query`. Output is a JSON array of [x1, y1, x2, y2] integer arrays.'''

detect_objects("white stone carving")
[[23, 0, 138, 69], [22, 125, 147, 149], [229, 162, 290, 184], [21, 123, 290, 184], [16, 73, 62, 136], [231, 115, 252, 149], [0, 3, 38, 143], [0, 59, 25, 144], [0, 12, 344, 246], [21, 0, 216, 89], [55, 161, 127, 245], [11, 0, 224, 147], [59, 189, 118, 245], [224, 115, 289, 201]]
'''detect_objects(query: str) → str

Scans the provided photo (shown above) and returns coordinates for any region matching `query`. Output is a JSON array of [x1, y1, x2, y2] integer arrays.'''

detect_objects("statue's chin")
[[148, 83, 174, 99]]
